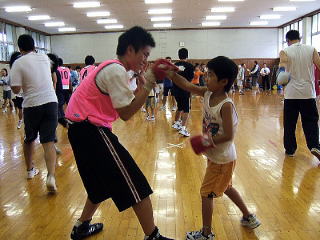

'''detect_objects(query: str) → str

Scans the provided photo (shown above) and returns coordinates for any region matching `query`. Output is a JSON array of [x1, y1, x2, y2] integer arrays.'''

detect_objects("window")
[[0, 23, 16, 61], [25, 30, 50, 53], [311, 13, 320, 51], [281, 20, 304, 50]]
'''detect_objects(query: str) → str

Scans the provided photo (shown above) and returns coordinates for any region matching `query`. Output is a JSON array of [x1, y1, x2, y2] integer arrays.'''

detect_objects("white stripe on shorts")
[[98, 128, 141, 203]]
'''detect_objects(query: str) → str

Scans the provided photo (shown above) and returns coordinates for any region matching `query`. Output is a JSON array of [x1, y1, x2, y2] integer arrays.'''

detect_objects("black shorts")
[[163, 86, 172, 96], [68, 121, 153, 211], [3, 90, 11, 99], [13, 96, 23, 109], [23, 102, 58, 144], [174, 94, 191, 113]]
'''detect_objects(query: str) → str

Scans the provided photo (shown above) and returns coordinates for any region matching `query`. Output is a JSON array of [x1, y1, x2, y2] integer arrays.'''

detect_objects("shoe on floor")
[[241, 214, 261, 229], [179, 126, 190, 137], [71, 220, 103, 240], [55, 145, 62, 155], [172, 121, 182, 130], [144, 227, 174, 240], [27, 167, 39, 179], [186, 230, 215, 240], [46, 175, 57, 193], [17, 120, 23, 129], [311, 148, 320, 161]]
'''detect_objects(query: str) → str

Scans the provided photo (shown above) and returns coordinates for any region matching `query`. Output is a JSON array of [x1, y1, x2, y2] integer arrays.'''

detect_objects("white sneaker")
[[172, 121, 182, 130], [141, 107, 146, 112], [27, 167, 39, 179], [2, 108, 7, 113], [171, 106, 177, 111], [17, 120, 23, 129], [46, 175, 57, 193], [311, 148, 320, 161], [241, 214, 261, 229], [11, 108, 15, 112], [179, 126, 190, 137], [147, 115, 155, 121], [186, 230, 215, 240]]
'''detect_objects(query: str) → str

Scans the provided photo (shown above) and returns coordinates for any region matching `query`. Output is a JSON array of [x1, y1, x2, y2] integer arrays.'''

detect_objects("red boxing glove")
[[152, 58, 179, 81], [190, 134, 214, 155]]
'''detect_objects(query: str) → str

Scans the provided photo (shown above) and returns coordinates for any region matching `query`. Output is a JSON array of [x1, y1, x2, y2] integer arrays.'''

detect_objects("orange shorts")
[[200, 160, 236, 198]]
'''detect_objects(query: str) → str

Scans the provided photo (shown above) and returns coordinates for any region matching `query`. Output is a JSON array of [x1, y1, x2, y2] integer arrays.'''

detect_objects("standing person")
[[65, 26, 174, 240], [236, 64, 245, 95], [278, 30, 320, 159], [1, 68, 15, 113], [171, 48, 194, 137], [10, 34, 58, 192], [9, 52, 24, 129], [145, 88, 156, 121], [57, 58, 72, 104], [249, 61, 260, 90], [69, 66, 79, 90], [79, 55, 96, 83], [168, 56, 261, 240], [260, 63, 271, 91], [161, 56, 177, 111]]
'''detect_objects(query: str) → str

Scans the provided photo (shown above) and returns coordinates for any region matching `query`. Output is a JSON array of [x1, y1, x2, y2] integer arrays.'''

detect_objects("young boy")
[[168, 56, 261, 240], [65, 26, 173, 240]]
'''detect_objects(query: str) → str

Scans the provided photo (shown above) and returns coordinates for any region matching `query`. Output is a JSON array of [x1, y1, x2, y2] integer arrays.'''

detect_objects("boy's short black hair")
[[18, 34, 35, 52], [207, 56, 238, 92], [165, 56, 171, 60], [47, 53, 59, 72], [85, 55, 95, 65], [75, 65, 81, 70], [58, 58, 63, 66], [178, 48, 188, 59], [116, 26, 155, 56], [9, 51, 21, 68], [286, 30, 300, 41]]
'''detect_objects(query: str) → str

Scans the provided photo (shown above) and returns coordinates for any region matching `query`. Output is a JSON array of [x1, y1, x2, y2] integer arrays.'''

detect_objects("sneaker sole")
[[242, 222, 261, 229], [311, 149, 320, 161]]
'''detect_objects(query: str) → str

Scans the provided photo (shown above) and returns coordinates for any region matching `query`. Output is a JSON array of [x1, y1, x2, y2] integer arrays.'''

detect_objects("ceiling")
[[0, 0, 319, 35]]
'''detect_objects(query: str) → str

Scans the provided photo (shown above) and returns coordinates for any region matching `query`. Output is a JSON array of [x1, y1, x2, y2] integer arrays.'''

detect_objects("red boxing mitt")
[[152, 58, 179, 81], [190, 134, 214, 155]]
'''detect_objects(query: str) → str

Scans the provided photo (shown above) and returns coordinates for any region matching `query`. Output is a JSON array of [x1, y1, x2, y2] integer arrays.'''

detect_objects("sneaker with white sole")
[[144, 227, 174, 240], [240, 214, 261, 229], [71, 219, 103, 240], [27, 167, 39, 179], [172, 121, 182, 130], [46, 175, 57, 192], [17, 120, 23, 129], [55, 144, 62, 155], [186, 230, 215, 240], [179, 126, 190, 137], [2, 108, 7, 113], [311, 148, 320, 161]]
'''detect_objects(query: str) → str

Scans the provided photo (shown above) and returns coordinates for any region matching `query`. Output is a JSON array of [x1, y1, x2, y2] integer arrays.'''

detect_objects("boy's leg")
[[79, 197, 101, 222], [224, 187, 250, 217], [202, 196, 214, 236], [23, 141, 35, 170], [42, 142, 56, 176], [132, 197, 156, 236]]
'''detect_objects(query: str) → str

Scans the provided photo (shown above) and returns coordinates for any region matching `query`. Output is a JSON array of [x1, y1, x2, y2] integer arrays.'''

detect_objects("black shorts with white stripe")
[[68, 121, 153, 211]]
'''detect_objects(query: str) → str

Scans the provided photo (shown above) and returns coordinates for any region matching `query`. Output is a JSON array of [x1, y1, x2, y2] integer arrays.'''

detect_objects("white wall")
[[51, 28, 279, 64]]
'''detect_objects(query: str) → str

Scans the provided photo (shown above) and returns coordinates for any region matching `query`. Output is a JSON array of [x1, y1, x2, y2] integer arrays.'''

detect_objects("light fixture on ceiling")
[[44, 22, 65, 27], [148, 9, 172, 14], [273, 7, 297, 11], [260, 14, 281, 20], [73, 2, 101, 8], [104, 25, 124, 29], [250, 21, 268, 26], [151, 16, 172, 21], [58, 27, 76, 32], [87, 11, 110, 17], [145, 0, 173, 3], [218, 0, 244, 2], [97, 19, 117, 24], [211, 7, 235, 12], [289, 0, 315, 2], [28, 15, 51, 21], [206, 15, 227, 20], [5, 6, 32, 12], [153, 23, 171, 27], [202, 21, 221, 27]]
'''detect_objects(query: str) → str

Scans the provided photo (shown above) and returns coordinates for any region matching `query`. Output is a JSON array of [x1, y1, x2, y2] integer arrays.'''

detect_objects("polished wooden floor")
[[0, 90, 320, 240]]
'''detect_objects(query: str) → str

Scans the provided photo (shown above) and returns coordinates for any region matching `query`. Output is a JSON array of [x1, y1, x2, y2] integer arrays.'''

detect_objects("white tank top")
[[283, 43, 316, 99], [202, 91, 238, 164]]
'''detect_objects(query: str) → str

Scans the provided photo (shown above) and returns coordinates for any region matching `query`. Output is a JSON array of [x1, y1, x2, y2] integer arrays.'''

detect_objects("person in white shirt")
[[278, 30, 320, 160], [236, 63, 245, 95], [10, 34, 58, 192], [260, 63, 271, 91], [0, 68, 15, 112]]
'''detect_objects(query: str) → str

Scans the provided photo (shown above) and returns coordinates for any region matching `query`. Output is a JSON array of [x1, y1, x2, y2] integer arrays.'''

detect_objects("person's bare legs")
[[174, 110, 182, 122], [42, 142, 56, 176], [79, 198, 101, 222], [132, 197, 156, 236], [181, 112, 189, 127], [23, 141, 35, 170], [201, 196, 214, 236], [224, 187, 250, 217]]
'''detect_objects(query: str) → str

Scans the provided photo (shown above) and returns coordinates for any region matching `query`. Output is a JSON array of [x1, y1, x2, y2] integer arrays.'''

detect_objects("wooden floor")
[[0, 91, 320, 240]]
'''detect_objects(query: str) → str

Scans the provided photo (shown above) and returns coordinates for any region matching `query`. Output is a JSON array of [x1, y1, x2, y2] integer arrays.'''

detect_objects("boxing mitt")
[[277, 67, 290, 86], [152, 59, 179, 81], [190, 134, 215, 155]]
